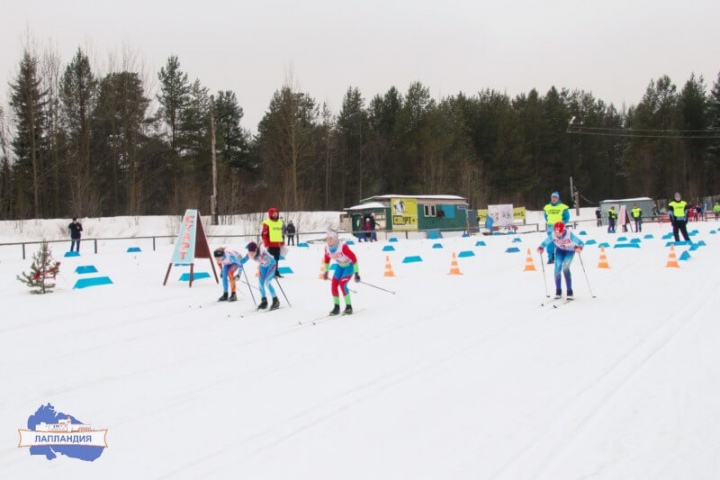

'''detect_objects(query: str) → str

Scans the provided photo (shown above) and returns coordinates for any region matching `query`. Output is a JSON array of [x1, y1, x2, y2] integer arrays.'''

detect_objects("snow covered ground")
[[1, 210, 720, 479]]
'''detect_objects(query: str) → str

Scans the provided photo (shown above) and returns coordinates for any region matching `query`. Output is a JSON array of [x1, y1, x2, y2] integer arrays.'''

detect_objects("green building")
[[340, 194, 470, 238]]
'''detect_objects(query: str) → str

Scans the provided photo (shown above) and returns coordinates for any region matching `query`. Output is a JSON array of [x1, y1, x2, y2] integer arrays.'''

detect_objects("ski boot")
[[228, 292, 237, 302], [257, 297, 268, 310], [554, 288, 562, 300], [329, 305, 341, 316], [344, 305, 353, 315], [270, 297, 280, 311], [566, 289, 574, 299], [218, 292, 229, 302], [547, 256, 555, 264]]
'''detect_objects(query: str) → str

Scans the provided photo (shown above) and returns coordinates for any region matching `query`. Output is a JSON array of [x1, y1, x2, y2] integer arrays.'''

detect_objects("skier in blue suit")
[[542, 191, 570, 264], [538, 221, 583, 299]]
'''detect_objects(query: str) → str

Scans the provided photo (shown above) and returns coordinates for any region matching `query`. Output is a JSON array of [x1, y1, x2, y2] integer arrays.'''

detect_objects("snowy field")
[[1, 210, 720, 479]]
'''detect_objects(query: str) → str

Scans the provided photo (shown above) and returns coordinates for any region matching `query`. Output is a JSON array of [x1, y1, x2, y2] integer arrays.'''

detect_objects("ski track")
[[4, 299, 311, 412], [488, 278, 714, 480], [161, 294, 555, 478]]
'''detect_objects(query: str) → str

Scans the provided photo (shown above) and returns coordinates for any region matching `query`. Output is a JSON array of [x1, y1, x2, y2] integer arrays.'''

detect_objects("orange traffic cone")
[[522, 248, 537, 272], [665, 245, 680, 268], [383, 255, 396, 277], [255, 265, 260, 277], [448, 252, 463, 275], [318, 259, 326, 279], [597, 247, 611, 269]]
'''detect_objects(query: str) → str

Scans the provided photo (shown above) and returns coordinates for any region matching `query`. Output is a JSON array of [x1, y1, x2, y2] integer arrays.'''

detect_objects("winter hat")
[[326, 230, 338, 240], [213, 247, 225, 258], [551, 191, 560, 199], [246, 241, 258, 252], [553, 221, 566, 234]]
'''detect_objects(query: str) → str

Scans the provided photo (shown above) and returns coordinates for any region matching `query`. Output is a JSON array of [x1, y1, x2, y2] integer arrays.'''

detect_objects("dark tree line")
[[1, 45, 719, 220]]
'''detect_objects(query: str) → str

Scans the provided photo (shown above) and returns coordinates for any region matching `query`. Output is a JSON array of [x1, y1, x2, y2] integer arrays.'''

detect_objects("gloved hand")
[[354, 273, 361, 282], [537, 247, 544, 254], [575, 246, 583, 253], [323, 271, 329, 281], [234, 268, 242, 279]]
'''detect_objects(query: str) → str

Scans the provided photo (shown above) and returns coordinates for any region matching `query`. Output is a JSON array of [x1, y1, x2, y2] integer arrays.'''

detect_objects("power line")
[[567, 125, 720, 139]]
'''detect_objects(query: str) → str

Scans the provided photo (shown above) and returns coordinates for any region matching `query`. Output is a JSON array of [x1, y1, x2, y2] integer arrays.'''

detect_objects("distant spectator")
[[285, 220, 296, 246], [68, 218, 83, 252], [595, 207, 602, 227], [365, 214, 377, 242], [695, 204, 704, 221], [713, 202, 720, 220]]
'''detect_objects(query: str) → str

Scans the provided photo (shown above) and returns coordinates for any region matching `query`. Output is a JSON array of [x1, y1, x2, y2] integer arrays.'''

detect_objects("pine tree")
[[17, 240, 60, 294], [9, 51, 48, 219]]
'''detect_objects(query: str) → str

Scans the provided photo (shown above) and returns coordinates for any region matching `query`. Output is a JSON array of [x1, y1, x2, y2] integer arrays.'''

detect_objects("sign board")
[[163, 209, 218, 287], [477, 206, 525, 223], [391, 198, 418, 231]]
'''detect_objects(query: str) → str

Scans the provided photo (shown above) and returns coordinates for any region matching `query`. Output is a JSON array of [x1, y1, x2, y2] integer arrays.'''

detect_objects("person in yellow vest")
[[262, 207, 286, 277], [542, 191, 570, 264], [631, 204, 642, 232], [607, 206, 618, 233], [713, 202, 720, 220], [668, 192, 690, 241]]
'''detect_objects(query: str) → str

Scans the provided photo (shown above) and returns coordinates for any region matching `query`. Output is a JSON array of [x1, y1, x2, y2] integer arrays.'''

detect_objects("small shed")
[[598, 197, 654, 224], [340, 201, 388, 236]]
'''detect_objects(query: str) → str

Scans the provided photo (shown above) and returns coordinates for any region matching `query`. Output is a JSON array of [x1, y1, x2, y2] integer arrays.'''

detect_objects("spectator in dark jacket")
[[285, 220, 296, 246], [69, 218, 83, 252]]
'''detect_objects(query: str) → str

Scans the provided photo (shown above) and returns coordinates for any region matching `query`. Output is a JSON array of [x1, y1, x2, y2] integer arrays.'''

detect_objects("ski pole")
[[577, 252, 596, 298], [538, 251, 549, 298], [242, 267, 257, 305], [359, 280, 396, 295], [239, 277, 261, 291], [274, 277, 292, 307]]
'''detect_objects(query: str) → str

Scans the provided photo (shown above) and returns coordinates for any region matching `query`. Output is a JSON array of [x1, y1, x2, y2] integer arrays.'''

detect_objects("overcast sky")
[[2, 0, 719, 132]]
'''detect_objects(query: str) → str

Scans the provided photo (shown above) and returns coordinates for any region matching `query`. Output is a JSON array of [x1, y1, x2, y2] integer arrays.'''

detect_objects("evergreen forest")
[[2, 46, 720, 220]]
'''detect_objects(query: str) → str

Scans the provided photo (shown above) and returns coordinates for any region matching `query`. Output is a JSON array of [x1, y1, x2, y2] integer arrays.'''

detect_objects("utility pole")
[[569, 177, 579, 215], [210, 95, 218, 225]]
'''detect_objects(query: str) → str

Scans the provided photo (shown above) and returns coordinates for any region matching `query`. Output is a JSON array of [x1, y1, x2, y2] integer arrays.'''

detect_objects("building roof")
[[344, 202, 387, 212], [360, 194, 467, 203], [600, 197, 653, 203]]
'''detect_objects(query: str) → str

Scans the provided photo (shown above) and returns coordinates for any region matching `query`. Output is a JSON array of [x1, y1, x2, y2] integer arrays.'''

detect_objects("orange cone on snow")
[[523, 248, 537, 272], [255, 265, 260, 277], [448, 252, 463, 275], [383, 255, 396, 277], [665, 245, 680, 268], [597, 247, 611, 269], [318, 259, 326, 279]]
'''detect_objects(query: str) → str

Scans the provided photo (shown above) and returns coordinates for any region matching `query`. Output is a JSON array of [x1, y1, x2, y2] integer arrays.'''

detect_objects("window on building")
[[424, 205, 437, 217]]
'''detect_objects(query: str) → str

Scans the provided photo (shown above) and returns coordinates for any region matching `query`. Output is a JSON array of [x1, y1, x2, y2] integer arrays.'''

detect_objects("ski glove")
[[323, 271, 329, 281], [575, 246, 583, 253], [537, 247, 544, 254], [354, 273, 361, 282]]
